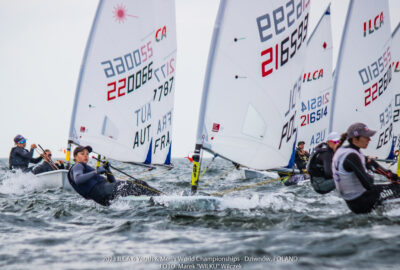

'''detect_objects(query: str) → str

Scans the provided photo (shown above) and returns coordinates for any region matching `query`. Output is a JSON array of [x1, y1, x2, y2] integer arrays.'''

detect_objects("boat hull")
[[34, 170, 73, 191]]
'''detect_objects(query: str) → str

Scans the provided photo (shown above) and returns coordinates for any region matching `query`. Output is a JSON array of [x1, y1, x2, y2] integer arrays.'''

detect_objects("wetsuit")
[[332, 144, 400, 214], [32, 161, 65, 175], [307, 142, 335, 194], [294, 147, 309, 172], [9, 147, 43, 172], [68, 162, 160, 206]]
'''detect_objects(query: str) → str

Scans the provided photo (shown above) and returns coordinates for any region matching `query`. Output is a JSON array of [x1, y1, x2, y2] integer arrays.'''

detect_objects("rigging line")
[[210, 176, 286, 197], [198, 165, 237, 190], [199, 155, 218, 179], [104, 171, 164, 194], [34, 147, 58, 171], [93, 156, 164, 195], [119, 166, 173, 182]]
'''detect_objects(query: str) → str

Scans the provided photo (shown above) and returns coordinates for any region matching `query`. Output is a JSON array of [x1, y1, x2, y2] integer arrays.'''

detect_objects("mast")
[[66, 0, 104, 168], [191, 0, 227, 194]]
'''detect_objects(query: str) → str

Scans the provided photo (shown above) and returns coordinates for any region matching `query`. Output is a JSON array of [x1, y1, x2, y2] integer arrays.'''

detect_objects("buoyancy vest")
[[68, 163, 105, 199], [9, 147, 31, 169], [332, 147, 368, 201], [307, 142, 329, 178]]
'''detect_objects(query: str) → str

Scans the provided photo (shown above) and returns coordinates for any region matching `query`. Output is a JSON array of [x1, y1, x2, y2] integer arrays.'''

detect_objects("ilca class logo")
[[113, 4, 138, 23]]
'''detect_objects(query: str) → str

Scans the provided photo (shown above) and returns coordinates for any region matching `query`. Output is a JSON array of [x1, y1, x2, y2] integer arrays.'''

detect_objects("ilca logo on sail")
[[113, 4, 138, 24]]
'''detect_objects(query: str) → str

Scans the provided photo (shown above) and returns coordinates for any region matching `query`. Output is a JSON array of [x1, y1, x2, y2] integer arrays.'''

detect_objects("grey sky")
[[0, 0, 399, 158]]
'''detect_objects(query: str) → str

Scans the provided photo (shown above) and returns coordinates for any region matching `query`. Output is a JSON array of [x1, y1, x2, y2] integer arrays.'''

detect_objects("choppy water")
[[1, 158, 400, 270]]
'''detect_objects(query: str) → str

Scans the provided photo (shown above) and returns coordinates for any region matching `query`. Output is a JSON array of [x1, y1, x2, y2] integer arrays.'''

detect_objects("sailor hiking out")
[[68, 146, 161, 206], [332, 123, 400, 214]]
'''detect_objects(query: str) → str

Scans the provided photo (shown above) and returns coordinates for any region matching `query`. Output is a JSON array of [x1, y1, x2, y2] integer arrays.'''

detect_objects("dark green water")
[[1, 158, 399, 270]]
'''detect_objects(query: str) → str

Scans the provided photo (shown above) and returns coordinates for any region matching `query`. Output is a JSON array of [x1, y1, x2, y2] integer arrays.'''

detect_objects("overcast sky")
[[0, 0, 399, 159]]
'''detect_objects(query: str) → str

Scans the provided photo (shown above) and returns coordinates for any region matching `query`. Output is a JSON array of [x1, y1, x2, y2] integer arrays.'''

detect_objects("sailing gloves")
[[96, 166, 107, 175]]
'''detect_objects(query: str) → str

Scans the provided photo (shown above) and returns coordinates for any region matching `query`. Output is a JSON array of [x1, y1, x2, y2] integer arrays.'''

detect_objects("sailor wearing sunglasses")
[[9, 134, 43, 172]]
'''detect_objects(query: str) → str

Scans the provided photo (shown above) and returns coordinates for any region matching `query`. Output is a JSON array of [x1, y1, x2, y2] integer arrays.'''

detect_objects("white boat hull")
[[242, 169, 279, 179], [34, 170, 73, 191]]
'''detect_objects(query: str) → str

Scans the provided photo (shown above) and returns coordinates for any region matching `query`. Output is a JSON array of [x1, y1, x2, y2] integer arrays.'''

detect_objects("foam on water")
[[0, 170, 47, 194], [1, 158, 400, 270]]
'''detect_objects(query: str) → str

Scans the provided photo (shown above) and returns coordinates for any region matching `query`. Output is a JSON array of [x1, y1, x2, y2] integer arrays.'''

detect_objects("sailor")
[[9, 135, 43, 172], [294, 141, 310, 172], [68, 146, 161, 206], [307, 132, 341, 194], [32, 149, 65, 175], [332, 123, 400, 214]]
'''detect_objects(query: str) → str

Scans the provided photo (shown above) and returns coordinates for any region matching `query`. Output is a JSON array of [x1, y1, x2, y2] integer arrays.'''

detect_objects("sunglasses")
[[329, 140, 340, 144], [47, 154, 52, 157], [18, 139, 26, 144]]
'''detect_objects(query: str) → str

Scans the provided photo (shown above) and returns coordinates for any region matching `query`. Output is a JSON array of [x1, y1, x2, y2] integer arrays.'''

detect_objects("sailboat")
[[190, 0, 311, 194], [329, 0, 394, 159], [245, 4, 333, 180], [297, 5, 333, 154], [37, 0, 177, 190]]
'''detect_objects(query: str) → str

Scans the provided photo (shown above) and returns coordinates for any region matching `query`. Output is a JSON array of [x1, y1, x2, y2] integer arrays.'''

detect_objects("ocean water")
[[1, 158, 400, 270]]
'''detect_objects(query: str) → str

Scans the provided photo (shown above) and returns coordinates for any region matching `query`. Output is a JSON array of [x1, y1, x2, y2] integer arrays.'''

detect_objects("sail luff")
[[393, 22, 400, 38], [307, 4, 331, 46], [329, 0, 353, 133], [195, 0, 227, 145], [68, 0, 104, 143]]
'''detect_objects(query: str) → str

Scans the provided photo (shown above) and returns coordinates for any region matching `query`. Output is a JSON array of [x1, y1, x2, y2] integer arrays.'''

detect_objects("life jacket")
[[9, 146, 30, 169], [307, 142, 329, 178], [68, 163, 105, 199], [332, 147, 368, 201]]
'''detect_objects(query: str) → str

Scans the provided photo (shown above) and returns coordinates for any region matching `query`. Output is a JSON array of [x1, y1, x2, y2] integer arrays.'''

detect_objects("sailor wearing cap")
[[68, 146, 160, 206], [294, 141, 310, 172], [307, 131, 341, 194], [332, 123, 400, 213], [9, 135, 43, 171]]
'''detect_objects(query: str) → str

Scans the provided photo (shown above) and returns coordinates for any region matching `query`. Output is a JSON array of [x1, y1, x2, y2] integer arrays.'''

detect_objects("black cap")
[[347, 123, 376, 139], [73, 145, 92, 156], [297, 141, 305, 146]]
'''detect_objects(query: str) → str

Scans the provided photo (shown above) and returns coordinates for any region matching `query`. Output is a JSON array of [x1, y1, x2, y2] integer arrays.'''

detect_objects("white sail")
[[330, 0, 393, 159], [392, 23, 400, 152], [69, 0, 176, 165], [195, 0, 311, 170], [297, 5, 333, 153]]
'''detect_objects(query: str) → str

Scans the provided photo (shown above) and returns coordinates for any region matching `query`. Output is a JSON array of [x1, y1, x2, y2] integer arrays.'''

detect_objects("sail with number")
[[330, 0, 393, 159], [297, 5, 333, 154], [392, 23, 400, 152], [190, 0, 311, 192], [68, 0, 177, 165]]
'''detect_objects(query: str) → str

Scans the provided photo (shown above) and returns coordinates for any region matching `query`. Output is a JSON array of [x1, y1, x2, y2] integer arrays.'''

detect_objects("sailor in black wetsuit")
[[32, 149, 65, 175], [294, 141, 310, 173], [68, 146, 161, 206], [332, 123, 400, 214], [307, 132, 340, 194], [9, 135, 43, 172]]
